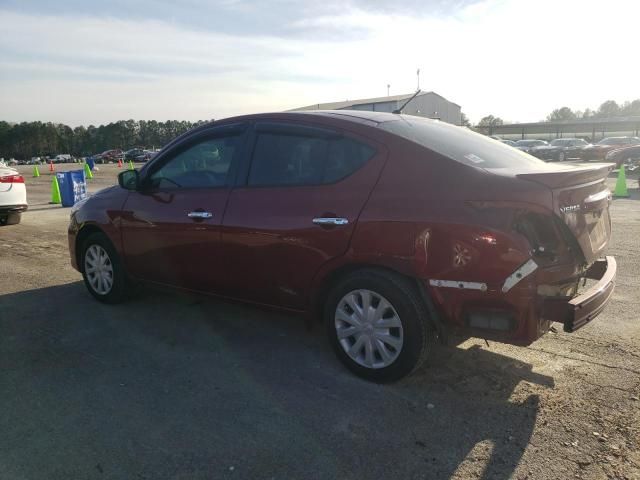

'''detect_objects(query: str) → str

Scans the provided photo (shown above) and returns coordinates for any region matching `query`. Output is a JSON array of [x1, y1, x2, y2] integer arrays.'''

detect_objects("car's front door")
[[120, 125, 247, 292], [219, 122, 387, 310]]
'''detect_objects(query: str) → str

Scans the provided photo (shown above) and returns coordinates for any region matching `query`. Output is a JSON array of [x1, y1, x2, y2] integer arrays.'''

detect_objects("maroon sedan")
[[579, 136, 640, 161], [68, 111, 616, 382]]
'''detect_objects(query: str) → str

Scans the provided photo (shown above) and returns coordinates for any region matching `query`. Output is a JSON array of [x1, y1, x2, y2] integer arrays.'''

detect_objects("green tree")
[[546, 107, 576, 122], [460, 112, 471, 127], [478, 115, 503, 127], [0, 118, 209, 159], [621, 99, 640, 116], [596, 100, 620, 118]]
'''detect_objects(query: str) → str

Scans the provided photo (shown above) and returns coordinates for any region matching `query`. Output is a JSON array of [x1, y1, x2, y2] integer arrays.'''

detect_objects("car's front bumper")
[[542, 256, 616, 332]]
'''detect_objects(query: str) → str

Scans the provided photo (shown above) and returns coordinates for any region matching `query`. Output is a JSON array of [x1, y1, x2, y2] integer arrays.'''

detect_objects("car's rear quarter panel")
[[348, 138, 558, 344]]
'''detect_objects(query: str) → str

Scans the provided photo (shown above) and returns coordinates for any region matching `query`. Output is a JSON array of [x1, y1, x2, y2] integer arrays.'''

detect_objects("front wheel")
[[557, 151, 566, 161], [81, 232, 128, 303], [325, 269, 434, 383]]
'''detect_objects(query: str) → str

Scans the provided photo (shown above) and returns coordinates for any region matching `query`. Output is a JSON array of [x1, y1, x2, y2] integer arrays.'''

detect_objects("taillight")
[[513, 212, 561, 260], [0, 174, 24, 183]]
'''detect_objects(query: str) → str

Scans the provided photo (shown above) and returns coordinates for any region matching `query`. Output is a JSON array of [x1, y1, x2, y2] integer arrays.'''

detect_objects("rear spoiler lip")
[[515, 163, 614, 189]]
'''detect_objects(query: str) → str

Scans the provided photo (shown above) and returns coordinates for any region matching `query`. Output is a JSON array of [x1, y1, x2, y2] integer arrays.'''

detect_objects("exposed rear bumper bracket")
[[543, 256, 616, 333]]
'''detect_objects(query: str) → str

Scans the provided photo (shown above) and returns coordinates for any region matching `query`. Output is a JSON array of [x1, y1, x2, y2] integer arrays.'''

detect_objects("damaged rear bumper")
[[543, 256, 616, 332]]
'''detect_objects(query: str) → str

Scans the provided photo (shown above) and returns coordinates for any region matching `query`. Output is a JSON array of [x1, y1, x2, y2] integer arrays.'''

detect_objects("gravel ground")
[[1, 163, 639, 480]]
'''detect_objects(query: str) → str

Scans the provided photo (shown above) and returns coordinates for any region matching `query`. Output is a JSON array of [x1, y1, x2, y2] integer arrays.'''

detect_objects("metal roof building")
[[291, 91, 462, 126]]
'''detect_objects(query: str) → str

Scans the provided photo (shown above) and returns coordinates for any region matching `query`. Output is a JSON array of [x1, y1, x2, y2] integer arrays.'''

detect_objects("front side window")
[[247, 131, 375, 187], [149, 135, 241, 189]]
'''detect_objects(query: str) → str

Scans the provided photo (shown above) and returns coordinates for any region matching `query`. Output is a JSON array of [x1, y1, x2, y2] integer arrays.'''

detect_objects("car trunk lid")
[[517, 164, 613, 264]]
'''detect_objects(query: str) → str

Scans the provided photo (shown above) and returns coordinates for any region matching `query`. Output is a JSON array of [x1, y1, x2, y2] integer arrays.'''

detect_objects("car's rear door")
[[120, 124, 248, 292], [219, 121, 387, 310]]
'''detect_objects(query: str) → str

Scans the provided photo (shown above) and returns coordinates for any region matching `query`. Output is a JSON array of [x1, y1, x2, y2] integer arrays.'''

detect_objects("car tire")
[[325, 269, 434, 383], [0, 212, 21, 226], [81, 232, 128, 304], [558, 151, 565, 161]]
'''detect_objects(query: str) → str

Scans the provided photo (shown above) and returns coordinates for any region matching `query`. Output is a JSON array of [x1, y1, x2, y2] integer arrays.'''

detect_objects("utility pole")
[[387, 84, 390, 96], [416, 68, 420, 91]]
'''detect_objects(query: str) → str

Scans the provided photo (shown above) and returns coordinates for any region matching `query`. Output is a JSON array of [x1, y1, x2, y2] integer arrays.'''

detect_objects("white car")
[[0, 165, 28, 225]]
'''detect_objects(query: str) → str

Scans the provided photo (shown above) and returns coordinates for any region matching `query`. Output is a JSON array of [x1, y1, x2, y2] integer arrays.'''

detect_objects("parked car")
[[68, 111, 616, 382], [124, 148, 146, 161], [514, 139, 548, 153], [605, 145, 640, 170], [0, 165, 27, 225], [500, 139, 517, 147], [579, 137, 640, 161], [49, 154, 73, 163], [530, 138, 590, 161], [134, 150, 158, 162], [100, 149, 124, 163]]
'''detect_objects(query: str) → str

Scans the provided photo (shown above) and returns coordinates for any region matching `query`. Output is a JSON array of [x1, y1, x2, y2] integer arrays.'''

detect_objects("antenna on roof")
[[393, 89, 421, 114]]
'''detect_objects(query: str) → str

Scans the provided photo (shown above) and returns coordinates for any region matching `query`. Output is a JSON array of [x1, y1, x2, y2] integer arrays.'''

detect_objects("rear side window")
[[380, 116, 565, 171], [248, 132, 375, 186]]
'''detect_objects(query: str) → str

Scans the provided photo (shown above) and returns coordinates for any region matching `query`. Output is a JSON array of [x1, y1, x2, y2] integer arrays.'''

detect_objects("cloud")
[[0, 0, 638, 126]]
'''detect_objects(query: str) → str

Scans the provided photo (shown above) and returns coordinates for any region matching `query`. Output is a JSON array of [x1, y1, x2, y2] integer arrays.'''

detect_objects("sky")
[[0, 0, 638, 126]]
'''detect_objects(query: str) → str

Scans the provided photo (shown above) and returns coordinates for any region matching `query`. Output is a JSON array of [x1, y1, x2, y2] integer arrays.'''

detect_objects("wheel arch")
[[311, 262, 446, 342], [75, 224, 109, 273]]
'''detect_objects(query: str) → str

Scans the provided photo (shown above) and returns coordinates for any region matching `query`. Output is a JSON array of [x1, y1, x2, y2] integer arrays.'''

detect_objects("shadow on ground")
[[0, 282, 553, 480]]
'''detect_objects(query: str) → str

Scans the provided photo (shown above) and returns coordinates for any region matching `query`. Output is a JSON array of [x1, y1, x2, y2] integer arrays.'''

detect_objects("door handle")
[[187, 211, 213, 219], [312, 217, 349, 226]]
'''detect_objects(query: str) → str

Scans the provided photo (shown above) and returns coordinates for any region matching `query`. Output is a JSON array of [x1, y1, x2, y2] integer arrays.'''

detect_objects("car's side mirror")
[[118, 169, 140, 191]]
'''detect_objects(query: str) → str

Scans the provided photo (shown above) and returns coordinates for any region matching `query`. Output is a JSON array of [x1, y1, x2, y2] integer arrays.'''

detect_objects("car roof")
[[208, 110, 412, 128]]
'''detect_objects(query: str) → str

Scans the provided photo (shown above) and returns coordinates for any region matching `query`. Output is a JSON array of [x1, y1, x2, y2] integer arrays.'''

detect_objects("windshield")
[[516, 140, 546, 147], [379, 115, 563, 171]]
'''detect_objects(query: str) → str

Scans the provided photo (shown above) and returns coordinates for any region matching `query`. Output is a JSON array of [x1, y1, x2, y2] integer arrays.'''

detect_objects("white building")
[[292, 91, 462, 125]]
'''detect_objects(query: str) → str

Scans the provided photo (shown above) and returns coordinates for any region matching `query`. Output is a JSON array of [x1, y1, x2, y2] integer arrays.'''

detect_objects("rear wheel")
[[0, 211, 21, 225], [325, 269, 434, 383], [81, 232, 128, 303]]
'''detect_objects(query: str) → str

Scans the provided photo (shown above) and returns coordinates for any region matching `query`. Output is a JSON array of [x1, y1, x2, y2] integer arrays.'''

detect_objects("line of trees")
[[545, 99, 640, 122], [475, 98, 640, 128], [0, 119, 212, 160]]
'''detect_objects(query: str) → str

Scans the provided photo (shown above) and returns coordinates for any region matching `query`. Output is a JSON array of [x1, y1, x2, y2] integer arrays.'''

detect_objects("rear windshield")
[[379, 115, 559, 171]]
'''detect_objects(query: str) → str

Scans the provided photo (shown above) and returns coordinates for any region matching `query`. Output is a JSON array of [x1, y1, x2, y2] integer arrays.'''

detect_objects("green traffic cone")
[[128, 160, 134, 171], [33, 165, 40, 178], [84, 162, 93, 180], [613, 165, 629, 198], [50, 175, 61, 204]]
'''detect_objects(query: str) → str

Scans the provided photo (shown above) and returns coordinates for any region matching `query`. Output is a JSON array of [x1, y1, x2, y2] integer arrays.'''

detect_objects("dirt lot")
[[1, 163, 639, 480]]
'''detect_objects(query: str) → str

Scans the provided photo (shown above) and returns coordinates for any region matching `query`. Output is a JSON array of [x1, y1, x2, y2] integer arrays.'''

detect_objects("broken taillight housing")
[[513, 212, 562, 261]]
